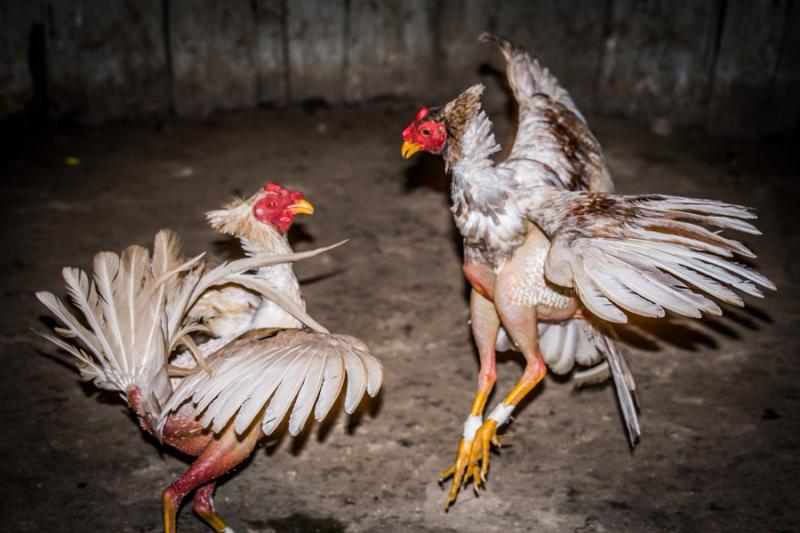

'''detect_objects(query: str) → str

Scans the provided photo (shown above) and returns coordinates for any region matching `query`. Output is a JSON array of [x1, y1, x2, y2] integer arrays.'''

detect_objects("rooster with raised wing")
[[401, 33, 774, 506], [36, 186, 382, 532]]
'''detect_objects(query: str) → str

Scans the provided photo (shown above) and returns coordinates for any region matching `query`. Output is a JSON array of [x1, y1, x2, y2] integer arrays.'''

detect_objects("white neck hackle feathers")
[[448, 101, 529, 265], [203, 194, 310, 332]]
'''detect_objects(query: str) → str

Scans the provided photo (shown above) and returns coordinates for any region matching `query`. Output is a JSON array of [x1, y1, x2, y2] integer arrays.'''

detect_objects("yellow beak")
[[402, 141, 423, 159], [288, 199, 315, 215]]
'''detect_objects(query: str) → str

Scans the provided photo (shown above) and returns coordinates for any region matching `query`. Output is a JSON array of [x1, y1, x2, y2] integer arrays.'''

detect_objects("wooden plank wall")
[[597, 0, 721, 126], [1, 0, 798, 137], [46, 0, 169, 121], [760, 1, 800, 136], [345, 0, 435, 101], [170, 0, 259, 116], [0, 2, 39, 117], [707, 0, 792, 136]]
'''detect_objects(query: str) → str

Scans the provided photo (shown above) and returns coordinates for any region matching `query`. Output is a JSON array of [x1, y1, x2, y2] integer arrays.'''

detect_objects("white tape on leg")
[[463, 414, 483, 441], [487, 402, 515, 427]]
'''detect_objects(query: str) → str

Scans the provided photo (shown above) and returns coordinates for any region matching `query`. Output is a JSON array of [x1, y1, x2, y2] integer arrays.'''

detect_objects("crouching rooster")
[[36, 185, 382, 532], [401, 33, 774, 506]]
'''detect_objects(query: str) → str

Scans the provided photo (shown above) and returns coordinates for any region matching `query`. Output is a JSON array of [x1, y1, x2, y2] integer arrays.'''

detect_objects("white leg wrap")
[[487, 402, 515, 427], [463, 414, 483, 441], [222, 528, 236, 533]]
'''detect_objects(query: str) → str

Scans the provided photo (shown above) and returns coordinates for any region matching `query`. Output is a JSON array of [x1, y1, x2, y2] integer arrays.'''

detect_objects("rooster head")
[[401, 84, 485, 162], [207, 182, 314, 237], [252, 182, 314, 233], [402, 107, 447, 159]]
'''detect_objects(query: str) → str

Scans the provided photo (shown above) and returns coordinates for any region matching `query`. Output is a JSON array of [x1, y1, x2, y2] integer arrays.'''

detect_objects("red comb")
[[264, 182, 286, 192], [415, 107, 429, 121]]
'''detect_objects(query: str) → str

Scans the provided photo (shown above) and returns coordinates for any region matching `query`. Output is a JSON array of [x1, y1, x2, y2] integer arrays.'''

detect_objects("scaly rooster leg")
[[193, 481, 231, 532], [467, 277, 547, 481], [162, 421, 260, 533], [442, 289, 499, 507]]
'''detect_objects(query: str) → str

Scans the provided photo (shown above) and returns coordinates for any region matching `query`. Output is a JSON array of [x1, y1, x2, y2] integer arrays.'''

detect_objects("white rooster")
[[36, 187, 382, 532], [401, 33, 774, 506]]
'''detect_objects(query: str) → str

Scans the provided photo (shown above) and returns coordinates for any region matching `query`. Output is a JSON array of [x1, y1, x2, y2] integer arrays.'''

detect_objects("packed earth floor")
[[2, 101, 798, 532]]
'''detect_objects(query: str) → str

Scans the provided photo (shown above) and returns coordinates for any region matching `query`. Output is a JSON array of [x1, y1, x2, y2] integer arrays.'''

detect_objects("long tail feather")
[[594, 330, 640, 446]]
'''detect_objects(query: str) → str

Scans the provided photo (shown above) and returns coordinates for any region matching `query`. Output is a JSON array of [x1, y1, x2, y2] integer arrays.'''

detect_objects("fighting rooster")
[[401, 33, 774, 506], [36, 185, 382, 532]]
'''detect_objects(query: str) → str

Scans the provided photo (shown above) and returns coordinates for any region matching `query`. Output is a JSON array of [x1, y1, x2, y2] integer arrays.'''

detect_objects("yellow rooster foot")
[[440, 418, 502, 508]]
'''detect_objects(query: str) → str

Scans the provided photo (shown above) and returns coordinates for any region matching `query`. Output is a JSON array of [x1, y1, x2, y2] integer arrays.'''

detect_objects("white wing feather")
[[288, 354, 326, 435], [481, 32, 613, 193], [315, 355, 345, 422], [526, 190, 774, 324], [159, 329, 382, 437]]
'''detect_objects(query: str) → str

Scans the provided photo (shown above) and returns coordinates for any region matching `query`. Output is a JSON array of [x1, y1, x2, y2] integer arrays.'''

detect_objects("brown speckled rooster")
[[401, 33, 774, 506], [36, 184, 382, 532]]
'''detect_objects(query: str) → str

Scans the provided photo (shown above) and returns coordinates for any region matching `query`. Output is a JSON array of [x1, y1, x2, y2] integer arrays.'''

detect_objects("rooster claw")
[[440, 419, 500, 508]]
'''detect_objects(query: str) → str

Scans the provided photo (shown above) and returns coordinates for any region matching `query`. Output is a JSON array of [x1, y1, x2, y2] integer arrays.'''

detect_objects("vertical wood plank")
[[253, 0, 288, 105], [435, 0, 499, 103], [47, 0, 168, 121], [344, 0, 434, 101], [707, 0, 788, 136], [0, 2, 39, 117], [170, 0, 258, 117], [286, 0, 346, 102], [597, 0, 719, 126], [760, 3, 799, 136]]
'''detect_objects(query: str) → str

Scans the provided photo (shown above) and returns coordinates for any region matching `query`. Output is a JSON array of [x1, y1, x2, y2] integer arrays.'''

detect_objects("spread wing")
[[524, 189, 775, 324], [481, 32, 613, 193], [160, 329, 383, 437]]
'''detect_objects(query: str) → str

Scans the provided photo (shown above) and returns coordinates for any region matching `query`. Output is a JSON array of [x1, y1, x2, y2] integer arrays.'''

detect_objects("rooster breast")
[[496, 223, 577, 321], [248, 262, 305, 330]]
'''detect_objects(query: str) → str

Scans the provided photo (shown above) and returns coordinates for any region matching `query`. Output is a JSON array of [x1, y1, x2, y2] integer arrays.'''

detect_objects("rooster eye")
[[421, 128, 431, 136]]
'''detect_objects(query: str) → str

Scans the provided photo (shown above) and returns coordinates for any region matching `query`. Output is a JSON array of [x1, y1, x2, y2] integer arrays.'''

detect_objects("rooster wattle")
[[402, 33, 775, 507]]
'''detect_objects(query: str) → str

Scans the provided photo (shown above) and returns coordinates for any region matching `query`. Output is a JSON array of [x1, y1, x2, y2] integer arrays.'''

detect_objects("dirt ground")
[[1, 100, 798, 533]]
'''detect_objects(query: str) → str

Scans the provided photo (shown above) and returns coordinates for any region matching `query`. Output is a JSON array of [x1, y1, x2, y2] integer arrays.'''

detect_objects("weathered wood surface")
[[597, 0, 720, 127], [760, 2, 800, 136], [47, 0, 168, 121], [170, 0, 259, 116], [434, 0, 507, 109], [0, 3, 39, 118], [3, 0, 798, 136], [708, 0, 790, 137], [344, 0, 435, 101], [286, 0, 346, 102], [253, 0, 288, 105]]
